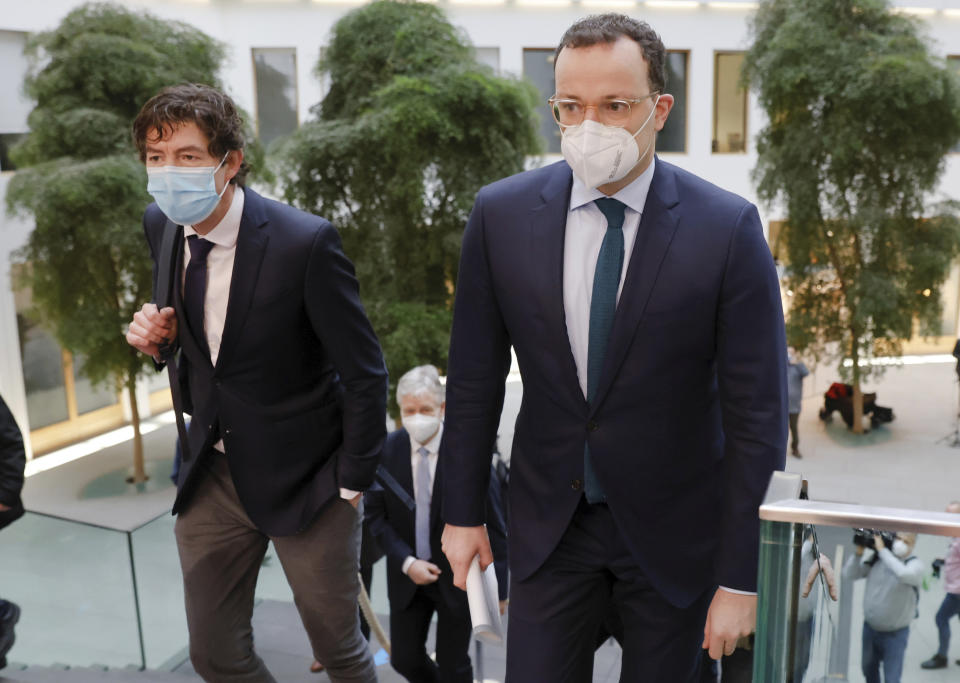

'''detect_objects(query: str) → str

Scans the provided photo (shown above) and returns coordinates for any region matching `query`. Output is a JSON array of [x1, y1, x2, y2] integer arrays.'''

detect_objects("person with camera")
[[920, 501, 960, 670], [843, 531, 923, 683]]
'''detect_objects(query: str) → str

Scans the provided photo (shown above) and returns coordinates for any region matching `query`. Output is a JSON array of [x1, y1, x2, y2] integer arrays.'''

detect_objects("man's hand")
[[0, 503, 9, 512], [801, 554, 838, 600], [407, 560, 441, 586], [126, 303, 177, 358], [498, 599, 508, 615], [873, 534, 886, 553], [348, 492, 362, 509], [441, 524, 492, 591], [702, 589, 757, 660]]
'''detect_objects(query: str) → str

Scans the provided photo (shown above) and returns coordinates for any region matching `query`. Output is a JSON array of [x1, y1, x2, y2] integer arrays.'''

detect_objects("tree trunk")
[[851, 345, 864, 434], [127, 377, 147, 484]]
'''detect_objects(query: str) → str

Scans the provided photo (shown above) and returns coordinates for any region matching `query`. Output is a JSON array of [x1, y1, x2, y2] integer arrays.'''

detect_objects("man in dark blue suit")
[[440, 14, 787, 682], [366, 366, 507, 683], [126, 84, 386, 682]]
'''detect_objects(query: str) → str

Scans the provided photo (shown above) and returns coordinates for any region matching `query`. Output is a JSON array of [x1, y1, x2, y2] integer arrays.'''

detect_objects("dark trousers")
[[174, 453, 376, 682], [789, 413, 800, 453], [389, 583, 473, 683], [506, 499, 713, 682], [935, 592, 960, 657]]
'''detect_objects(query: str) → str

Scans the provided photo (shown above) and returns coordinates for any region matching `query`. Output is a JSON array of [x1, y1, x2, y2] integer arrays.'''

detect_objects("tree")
[[745, 0, 960, 432], [276, 0, 541, 414], [5, 2, 227, 480]]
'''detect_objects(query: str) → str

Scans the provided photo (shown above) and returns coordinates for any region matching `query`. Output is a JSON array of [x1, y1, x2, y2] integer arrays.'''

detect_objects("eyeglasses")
[[548, 93, 660, 127]]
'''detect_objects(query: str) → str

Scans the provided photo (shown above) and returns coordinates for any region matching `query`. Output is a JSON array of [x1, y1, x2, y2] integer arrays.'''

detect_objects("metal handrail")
[[759, 498, 960, 537]]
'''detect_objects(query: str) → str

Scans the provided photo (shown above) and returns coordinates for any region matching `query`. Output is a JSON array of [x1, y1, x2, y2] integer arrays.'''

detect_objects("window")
[[523, 48, 560, 154], [13, 266, 124, 453], [252, 47, 299, 148], [949, 56, 960, 153], [659, 50, 688, 154], [0, 30, 31, 171], [474, 47, 500, 74], [713, 52, 748, 154]]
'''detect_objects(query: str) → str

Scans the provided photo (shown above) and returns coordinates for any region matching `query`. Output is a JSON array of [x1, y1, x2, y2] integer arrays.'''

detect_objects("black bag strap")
[[375, 465, 416, 511], [154, 219, 192, 477], [155, 219, 178, 311]]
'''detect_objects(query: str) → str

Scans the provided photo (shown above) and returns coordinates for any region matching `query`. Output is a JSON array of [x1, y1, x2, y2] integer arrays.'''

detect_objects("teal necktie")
[[584, 197, 626, 503]]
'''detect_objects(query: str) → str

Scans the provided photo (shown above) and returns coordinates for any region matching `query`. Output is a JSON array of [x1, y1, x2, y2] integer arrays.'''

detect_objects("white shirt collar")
[[184, 186, 245, 247], [569, 156, 656, 216]]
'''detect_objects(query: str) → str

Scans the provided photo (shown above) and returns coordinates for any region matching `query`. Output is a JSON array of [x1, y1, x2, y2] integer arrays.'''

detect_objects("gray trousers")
[[174, 453, 377, 682]]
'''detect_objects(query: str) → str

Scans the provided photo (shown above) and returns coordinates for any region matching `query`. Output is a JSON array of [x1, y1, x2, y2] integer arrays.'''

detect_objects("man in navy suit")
[[440, 14, 787, 682], [366, 366, 507, 683], [126, 84, 386, 682]]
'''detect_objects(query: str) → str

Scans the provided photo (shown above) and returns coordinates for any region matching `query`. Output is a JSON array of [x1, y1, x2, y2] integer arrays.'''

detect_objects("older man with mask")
[[366, 366, 507, 683], [440, 12, 786, 682]]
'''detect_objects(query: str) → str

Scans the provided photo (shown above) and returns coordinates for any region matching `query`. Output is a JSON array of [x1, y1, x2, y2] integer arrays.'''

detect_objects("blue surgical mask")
[[146, 153, 229, 225]]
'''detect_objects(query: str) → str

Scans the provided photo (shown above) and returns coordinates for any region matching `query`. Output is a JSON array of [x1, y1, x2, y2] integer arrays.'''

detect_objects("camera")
[[852, 528, 894, 550], [933, 558, 945, 579]]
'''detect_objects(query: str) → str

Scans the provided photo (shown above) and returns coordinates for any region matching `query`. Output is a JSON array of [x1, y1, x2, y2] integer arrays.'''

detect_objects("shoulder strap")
[[152, 218, 192, 480], [154, 219, 179, 310], [375, 465, 416, 511]]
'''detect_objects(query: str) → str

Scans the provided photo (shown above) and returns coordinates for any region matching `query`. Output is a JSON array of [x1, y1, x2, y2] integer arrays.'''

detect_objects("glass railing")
[[755, 478, 960, 683], [0, 506, 414, 674]]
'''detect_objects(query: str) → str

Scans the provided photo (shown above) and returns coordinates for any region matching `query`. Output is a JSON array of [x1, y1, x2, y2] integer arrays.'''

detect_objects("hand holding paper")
[[466, 555, 504, 644]]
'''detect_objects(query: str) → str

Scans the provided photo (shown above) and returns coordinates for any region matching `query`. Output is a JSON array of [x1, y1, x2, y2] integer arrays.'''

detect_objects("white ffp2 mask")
[[560, 95, 660, 189], [402, 414, 441, 445]]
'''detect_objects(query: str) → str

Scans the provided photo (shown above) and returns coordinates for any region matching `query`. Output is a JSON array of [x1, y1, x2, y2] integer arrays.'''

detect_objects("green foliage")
[[5, 2, 227, 392], [276, 0, 541, 413], [744, 0, 960, 383]]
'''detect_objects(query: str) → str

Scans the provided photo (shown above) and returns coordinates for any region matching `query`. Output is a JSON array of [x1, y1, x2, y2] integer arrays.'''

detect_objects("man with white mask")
[[844, 532, 924, 683], [440, 13, 787, 681], [365, 365, 507, 683]]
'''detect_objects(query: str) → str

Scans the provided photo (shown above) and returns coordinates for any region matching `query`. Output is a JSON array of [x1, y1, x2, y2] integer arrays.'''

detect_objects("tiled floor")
[[2, 358, 960, 681]]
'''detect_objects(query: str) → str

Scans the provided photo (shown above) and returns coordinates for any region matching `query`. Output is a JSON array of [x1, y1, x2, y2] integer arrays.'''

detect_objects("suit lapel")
[[214, 189, 269, 373], [589, 160, 681, 413], [398, 435, 415, 503], [430, 455, 443, 535], [528, 163, 587, 410]]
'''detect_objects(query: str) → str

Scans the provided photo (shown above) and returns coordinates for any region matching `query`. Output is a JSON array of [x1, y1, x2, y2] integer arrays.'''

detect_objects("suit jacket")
[[0, 395, 25, 531], [440, 159, 787, 608], [144, 188, 388, 536], [366, 428, 508, 612]]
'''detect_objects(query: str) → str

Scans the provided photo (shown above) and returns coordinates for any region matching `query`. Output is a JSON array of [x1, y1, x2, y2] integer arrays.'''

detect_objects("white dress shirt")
[[561, 160, 752, 598], [563, 159, 655, 399], [402, 424, 442, 575], [182, 188, 356, 500]]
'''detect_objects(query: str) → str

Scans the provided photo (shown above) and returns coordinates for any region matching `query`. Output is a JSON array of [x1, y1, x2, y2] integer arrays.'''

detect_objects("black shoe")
[[0, 601, 20, 666], [922, 654, 947, 669]]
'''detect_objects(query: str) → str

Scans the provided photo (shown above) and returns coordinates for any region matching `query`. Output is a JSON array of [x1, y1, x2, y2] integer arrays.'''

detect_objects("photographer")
[[843, 531, 923, 683], [920, 501, 960, 670]]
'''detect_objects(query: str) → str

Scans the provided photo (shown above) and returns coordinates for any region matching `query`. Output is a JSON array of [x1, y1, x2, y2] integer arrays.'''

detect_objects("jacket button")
[[587, 421, 599, 432], [571, 479, 582, 491], [224, 428, 231, 436]]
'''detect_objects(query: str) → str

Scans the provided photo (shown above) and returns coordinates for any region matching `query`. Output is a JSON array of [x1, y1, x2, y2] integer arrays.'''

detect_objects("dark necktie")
[[415, 446, 432, 560], [584, 197, 626, 503], [184, 235, 215, 359]]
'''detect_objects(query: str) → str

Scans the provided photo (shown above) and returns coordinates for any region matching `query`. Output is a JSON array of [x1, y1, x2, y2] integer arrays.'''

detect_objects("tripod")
[[938, 353, 960, 447]]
